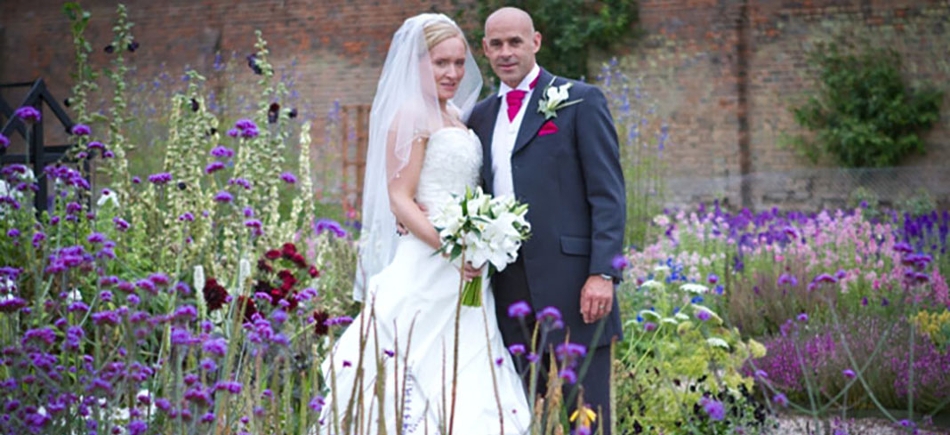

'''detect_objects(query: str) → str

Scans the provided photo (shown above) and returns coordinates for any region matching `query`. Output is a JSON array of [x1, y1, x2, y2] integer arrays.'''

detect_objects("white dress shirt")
[[491, 64, 541, 198]]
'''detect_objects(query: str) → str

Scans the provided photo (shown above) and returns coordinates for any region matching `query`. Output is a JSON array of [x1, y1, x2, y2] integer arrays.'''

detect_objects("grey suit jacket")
[[468, 68, 626, 347]]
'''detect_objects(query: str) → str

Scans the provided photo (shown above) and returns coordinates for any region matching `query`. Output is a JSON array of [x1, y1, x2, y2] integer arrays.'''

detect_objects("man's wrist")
[[597, 273, 614, 282]]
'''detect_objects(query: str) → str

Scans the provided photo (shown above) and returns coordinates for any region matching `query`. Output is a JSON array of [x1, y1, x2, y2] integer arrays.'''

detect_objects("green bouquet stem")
[[461, 275, 482, 307]]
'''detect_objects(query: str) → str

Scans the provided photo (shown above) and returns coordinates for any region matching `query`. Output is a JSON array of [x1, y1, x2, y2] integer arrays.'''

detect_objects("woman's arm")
[[387, 132, 441, 251]]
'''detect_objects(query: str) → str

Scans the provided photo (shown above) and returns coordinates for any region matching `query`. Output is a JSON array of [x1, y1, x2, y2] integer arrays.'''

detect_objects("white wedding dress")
[[319, 127, 531, 435]]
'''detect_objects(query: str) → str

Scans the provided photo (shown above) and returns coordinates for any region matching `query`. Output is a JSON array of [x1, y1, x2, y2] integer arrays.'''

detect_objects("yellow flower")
[[570, 405, 597, 429]]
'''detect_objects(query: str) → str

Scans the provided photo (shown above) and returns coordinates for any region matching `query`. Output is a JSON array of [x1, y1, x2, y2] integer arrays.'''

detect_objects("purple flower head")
[[87, 141, 105, 150], [103, 150, 115, 158], [308, 395, 325, 412], [754, 369, 768, 379], [707, 273, 719, 285], [113, 217, 130, 232], [842, 369, 856, 379], [210, 145, 234, 158], [893, 242, 913, 254], [536, 306, 562, 324], [777, 273, 798, 287], [229, 177, 252, 190], [700, 397, 725, 421], [205, 161, 226, 174], [813, 273, 837, 285], [611, 254, 629, 271], [227, 128, 240, 138], [643, 322, 657, 332], [526, 353, 540, 364], [279, 172, 297, 184], [147, 172, 172, 185], [508, 343, 526, 355], [203, 338, 228, 357], [797, 312, 808, 323], [314, 218, 347, 238], [0, 134, 8, 148], [696, 309, 712, 322], [773, 393, 789, 407], [558, 368, 577, 384], [14, 106, 41, 123], [325, 316, 353, 327], [214, 191, 233, 203], [507, 301, 532, 319], [87, 232, 106, 244], [71, 124, 91, 136], [131, 176, 141, 184], [179, 212, 195, 222], [7, 229, 20, 239]]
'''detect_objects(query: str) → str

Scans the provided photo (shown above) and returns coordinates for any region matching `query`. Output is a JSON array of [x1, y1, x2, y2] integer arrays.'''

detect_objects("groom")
[[467, 7, 626, 434]]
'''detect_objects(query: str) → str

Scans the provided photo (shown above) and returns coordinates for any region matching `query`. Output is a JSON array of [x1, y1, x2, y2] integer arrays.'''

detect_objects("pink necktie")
[[505, 90, 527, 122], [504, 74, 541, 122]]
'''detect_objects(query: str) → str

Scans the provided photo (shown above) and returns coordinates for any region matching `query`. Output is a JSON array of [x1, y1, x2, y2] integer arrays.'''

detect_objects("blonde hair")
[[424, 20, 465, 50]]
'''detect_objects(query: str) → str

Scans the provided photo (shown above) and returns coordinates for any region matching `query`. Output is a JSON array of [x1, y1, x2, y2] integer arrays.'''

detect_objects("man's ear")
[[532, 32, 542, 54]]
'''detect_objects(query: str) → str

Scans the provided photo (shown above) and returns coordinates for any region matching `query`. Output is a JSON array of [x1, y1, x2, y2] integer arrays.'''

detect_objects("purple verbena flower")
[[205, 161, 226, 174], [71, 124, 91, 136], [147, 172, 173, 185], [279, 172, 297, 184], [14, 106, 41, 123], [214, 191, 233, 203], [210, 145, 234, 158]]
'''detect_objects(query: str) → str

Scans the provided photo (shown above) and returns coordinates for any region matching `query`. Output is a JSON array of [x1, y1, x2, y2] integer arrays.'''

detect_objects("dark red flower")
[[236, 295, 257, 322], [203, 278, 229, 312], [264, 250, 281, 260], [281, 243, 297, 257], [257, 259, 273, 273], [290, 253, 307, 269], [308, 265, 320, 278], [312, 310, 329, 336]]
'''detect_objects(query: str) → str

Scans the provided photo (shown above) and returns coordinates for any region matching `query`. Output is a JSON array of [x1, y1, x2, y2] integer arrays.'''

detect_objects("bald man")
[[467, 7, 626, 434]]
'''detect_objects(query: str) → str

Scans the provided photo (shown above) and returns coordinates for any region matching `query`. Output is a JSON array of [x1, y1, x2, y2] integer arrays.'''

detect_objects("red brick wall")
[[2, 0, 948, 209]]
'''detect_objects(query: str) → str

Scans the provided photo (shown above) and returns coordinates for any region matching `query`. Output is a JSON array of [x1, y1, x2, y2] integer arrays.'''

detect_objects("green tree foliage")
[[459, 0, 639, 81], [790, 41, 943, 167]]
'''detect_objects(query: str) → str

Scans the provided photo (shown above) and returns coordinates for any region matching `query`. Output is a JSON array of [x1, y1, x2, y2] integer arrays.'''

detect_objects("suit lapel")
[[512, 69, 554, 156]]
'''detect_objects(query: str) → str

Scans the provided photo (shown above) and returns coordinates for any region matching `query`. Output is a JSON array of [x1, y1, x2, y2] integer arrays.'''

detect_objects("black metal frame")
[[1, 78, 83, 212]]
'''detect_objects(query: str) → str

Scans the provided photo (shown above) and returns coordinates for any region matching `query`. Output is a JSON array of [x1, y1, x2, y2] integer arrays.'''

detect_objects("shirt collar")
[[497, 64, 541, 97]]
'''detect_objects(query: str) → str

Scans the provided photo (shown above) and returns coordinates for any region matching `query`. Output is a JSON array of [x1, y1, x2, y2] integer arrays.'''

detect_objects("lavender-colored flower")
[[147, 172, 172, 185], [773, 393, 789, 407], [842, 369, 856, 379], [203, 338, 228, 357], [700, 397, 725, 421], [214, 191, 233, 203], [227, 128, 240, 138], [6, 229, 20, 239], [103, 149, 115, 158], [0, 296, 27, 313], [0, 134, 8, 148], [813, 273, 837, 284], [508, 343, 526, 355], [707, 273, 719, 285], [71, 124, 91, 136], [229, 177, 252, 190], [536, 306, 562, 324], [205, 161, 226, 174], [797, 313, 808, 323], [87, 232, 106, 244], [244, 219, 262, 230], [132, 176, 141, 184], [643, 322, 657, 332], [611, 254, 629, 271], [777, 273, 798, 287], [279, 172, 297, 184], [696, 309, 712, 322], [87, 141, 105, 150], [308, 395, 325, 412], [558, 368, 577, 384], [325, 315, 353, 327], [314, 218, 348, 238], [754, 369, 768, 379], [113, 217, 130, 232], [210, 145, 234, 158], [526, 353, 540, 364], [179, 212, 195, 222], [893, 242, 913, 254], [14, 106, 41, 123]]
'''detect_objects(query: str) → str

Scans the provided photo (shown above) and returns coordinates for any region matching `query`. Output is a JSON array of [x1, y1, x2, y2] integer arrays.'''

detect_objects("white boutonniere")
[[537, 77, 583, 119]]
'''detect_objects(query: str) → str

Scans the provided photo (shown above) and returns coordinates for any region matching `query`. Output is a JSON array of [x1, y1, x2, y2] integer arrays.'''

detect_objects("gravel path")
[[772, 415, 950, 434]]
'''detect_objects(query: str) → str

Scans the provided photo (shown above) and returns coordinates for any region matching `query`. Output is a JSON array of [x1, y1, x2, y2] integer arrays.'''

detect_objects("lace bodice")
[[415, 127, 482, 214]]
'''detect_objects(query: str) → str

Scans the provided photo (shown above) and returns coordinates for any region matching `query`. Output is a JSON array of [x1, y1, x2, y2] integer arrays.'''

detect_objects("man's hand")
[[580, 275, 613, 324]]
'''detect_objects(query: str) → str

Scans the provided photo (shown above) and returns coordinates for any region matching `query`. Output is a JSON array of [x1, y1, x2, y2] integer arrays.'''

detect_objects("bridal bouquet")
[[431, 187, 531, 307]]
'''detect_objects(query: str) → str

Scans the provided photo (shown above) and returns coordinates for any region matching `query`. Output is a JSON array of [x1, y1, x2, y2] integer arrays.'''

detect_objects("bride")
[[318, 13, 531, 435]]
